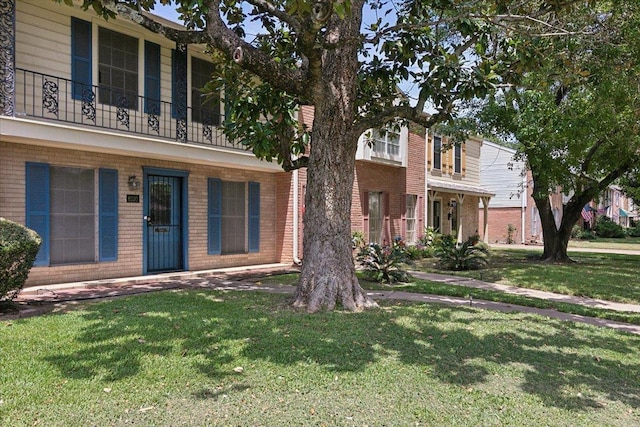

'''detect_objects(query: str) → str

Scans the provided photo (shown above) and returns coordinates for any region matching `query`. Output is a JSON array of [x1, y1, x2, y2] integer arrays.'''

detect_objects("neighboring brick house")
[[591, 186, 638, 229], [280, 108, 494, 261], [425, 133, 494, 243]]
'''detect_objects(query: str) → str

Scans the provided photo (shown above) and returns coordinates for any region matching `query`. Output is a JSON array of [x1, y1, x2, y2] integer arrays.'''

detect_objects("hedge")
[[0, 218, 42, 300]]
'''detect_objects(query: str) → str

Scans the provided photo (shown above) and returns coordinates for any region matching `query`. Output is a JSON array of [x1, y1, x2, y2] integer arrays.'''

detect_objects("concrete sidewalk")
[[3, 264, 640, 335]]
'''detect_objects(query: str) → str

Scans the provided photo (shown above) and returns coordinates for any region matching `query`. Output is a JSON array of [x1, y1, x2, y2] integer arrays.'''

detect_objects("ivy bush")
[[0, 218, 42, 300], [434, 235, 489, 271], [356, 241, 411, 284]]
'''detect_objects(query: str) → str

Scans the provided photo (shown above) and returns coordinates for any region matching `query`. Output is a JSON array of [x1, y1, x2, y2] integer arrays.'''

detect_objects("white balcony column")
[[481, 196, 491, 243], [456, 193, 465, 243]]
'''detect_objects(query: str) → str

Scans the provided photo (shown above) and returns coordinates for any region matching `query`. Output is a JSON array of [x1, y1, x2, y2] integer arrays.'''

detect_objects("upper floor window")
[[98, 27, 139, 109], [454, 144, 462, 174], [372, 129, 400, 156], [192, 57, 221, 125], [72, 19, 159, 113], [433, 135, 442, 170]]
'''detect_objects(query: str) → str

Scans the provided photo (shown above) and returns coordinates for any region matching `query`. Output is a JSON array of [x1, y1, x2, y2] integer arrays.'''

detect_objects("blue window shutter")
[[144, 41, 161, 114], [71, 17, 92, 101], [25, 162, 50, 266], [208, 178, 222, 255], [248, 181, 260, 253], [99, 169, 118, 261]]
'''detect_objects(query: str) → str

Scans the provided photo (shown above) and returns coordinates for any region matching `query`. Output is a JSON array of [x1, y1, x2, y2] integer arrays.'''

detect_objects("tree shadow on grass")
[[43, 289, 640, 411]]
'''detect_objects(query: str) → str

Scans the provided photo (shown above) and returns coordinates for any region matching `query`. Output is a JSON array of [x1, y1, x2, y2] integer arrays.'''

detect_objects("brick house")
[[1, 0, 288, 285], [0, 1, 492, 286], [280, 108, 494, 261]]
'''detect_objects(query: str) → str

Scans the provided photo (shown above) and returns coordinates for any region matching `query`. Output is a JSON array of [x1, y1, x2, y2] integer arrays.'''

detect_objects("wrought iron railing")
[[12, 68, 239, 150]]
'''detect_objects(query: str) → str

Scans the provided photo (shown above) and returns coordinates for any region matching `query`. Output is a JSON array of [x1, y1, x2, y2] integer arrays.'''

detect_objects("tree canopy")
[[67, 0, 600, 308], [472, 0, 640, 260]]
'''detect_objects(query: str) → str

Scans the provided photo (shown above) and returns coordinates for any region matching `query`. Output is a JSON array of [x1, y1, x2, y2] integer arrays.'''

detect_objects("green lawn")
[[569, 237, 640, 250], [414, 249, 640, 305], [2, 290, 640, 426]]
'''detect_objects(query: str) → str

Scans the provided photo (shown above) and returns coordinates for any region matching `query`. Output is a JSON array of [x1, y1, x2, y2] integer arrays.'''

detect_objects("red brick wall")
[[480, 207, 524, 243]]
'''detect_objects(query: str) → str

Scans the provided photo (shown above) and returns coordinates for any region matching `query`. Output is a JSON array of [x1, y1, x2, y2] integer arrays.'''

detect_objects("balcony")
[[8, 68, 239, 151]]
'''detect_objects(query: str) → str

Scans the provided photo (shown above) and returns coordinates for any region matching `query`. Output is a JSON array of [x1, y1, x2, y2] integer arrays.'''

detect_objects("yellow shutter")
[[462, 142, 466, 177]]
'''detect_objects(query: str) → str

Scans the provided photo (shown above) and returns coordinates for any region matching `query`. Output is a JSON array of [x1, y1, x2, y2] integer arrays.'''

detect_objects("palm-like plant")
[[434, 238, 489, 271], [357, 242, 411, 283]]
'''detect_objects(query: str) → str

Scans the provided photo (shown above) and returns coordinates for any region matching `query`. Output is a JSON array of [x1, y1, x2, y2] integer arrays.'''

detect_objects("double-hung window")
[[192, 57, 221, 125], [368, 192, 383, 244], [98, 27, 139, 109], [208, 179, 260, 255], [454, 144, 462, 174], [72, 19, 162, 112], [372, 129, 400, 156], [26, 163, 118, 266]]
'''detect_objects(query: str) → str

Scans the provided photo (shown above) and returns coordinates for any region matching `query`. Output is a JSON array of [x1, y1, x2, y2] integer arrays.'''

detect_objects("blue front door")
[[146, 175, 183, 272]]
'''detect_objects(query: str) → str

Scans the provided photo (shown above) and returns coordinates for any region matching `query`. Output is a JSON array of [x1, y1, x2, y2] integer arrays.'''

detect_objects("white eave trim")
[[0, 116, 283, 172], [428, 179, 495, 198]]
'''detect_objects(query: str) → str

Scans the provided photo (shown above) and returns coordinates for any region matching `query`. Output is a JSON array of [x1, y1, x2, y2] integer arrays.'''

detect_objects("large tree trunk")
[[292, 4, 377, 312], [292, 110, 377, 312], [536, 193, 588, 262], [535, 196, 571, 262]]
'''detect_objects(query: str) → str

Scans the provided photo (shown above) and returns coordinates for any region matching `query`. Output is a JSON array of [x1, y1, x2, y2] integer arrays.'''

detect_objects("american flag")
[[582, 205, 593, 222]]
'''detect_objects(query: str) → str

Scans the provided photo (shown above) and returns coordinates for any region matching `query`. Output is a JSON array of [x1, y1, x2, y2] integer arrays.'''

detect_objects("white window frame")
[[368, 192, 383, 245], [405, 194, 417, 244], [371, 129, 401, 157]]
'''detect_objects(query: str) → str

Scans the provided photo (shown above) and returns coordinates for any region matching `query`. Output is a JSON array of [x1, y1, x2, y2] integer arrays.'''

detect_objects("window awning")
[[619, 208, 629, 217]]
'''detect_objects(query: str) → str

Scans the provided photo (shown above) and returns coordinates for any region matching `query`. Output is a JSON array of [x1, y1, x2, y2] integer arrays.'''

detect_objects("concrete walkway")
[[4, 263, 640, 335]]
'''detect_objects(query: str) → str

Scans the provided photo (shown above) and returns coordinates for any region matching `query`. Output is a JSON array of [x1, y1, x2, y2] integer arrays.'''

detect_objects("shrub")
[[0, 218, 42, 300], [419, 226, 438, 248], [351, 231, 366, 250], [405, 243, 432, 260], [571, 225, 597, 240], [433, 237, 489, 271], [357, 242, 411, 283], [626, 226, 640, 237], [595, 216, 626, 238], [506, 224, 516, 244]]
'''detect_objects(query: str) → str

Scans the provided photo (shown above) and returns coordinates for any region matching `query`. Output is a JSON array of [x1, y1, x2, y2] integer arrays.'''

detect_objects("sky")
[[153, 2, 181, 23]]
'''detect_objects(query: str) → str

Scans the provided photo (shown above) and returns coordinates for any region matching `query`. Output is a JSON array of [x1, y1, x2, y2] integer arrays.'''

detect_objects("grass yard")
[[416, 249, 640, 305], [569, 237, 640, 251], [2, 290, 640, 426]]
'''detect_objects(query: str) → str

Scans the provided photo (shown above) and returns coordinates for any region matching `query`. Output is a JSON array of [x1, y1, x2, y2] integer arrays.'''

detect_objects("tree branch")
[[101, 0, 210, 44], [245, 0, 302, 34], [355, 103, 454, 137], [203, 0, 307, 96]]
